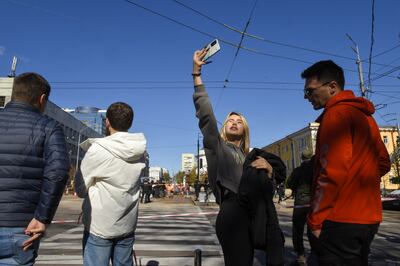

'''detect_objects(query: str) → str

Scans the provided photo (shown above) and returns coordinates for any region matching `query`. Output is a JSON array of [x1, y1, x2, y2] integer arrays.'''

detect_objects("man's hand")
[[251, 156, 273, 178], [312, 229, 321, 238], [23, 218, 46, 251]]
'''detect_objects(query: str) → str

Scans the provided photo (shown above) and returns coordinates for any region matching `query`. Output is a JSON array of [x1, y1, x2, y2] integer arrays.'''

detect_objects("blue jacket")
[[0, 101, 70, 227]]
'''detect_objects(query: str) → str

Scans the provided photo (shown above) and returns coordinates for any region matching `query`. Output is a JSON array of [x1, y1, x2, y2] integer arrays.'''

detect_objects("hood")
[[80, 132, 146, 162], [316, 90, 375, 122]]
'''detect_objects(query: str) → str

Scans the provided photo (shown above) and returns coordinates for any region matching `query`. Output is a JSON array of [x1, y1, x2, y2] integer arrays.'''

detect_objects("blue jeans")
[[83, 230, 135, 266], [0, 227, 40, 266]]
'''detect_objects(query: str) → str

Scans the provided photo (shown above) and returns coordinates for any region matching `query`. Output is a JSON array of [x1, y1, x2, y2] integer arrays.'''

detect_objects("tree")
[[390, 176, 400, 184], [187, 167, 197, 185], [390, 147, 400, 186], [200, 173, 208, 183], [174, 171, 185, 184], [162, 172, 171, 183]]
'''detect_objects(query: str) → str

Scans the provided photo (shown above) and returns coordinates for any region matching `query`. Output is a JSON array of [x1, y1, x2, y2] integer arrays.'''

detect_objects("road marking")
[[139, 211, 219, 219], [37, 205, 223, 266], [51, 211, 219, 224]]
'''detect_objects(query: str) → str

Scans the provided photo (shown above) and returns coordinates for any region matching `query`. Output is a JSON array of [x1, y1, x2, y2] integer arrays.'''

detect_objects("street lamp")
[[197, 133, 205, 182]]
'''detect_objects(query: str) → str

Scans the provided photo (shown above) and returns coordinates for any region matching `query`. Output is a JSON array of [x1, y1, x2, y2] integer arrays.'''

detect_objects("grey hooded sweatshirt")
[[193, 85, 245, 204]]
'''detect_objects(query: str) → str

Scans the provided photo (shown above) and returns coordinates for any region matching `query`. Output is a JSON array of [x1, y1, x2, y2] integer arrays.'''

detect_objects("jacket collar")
[[4, 101, 40, 114]]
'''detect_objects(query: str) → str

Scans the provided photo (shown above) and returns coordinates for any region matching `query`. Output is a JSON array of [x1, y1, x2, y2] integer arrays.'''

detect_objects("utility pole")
[[346, 34, 367, 98], [197, 133, 200, 182], [8, 56, 18, 78]]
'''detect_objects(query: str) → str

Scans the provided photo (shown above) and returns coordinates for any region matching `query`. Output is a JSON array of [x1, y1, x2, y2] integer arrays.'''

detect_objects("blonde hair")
[[220, 111, 250, 155]]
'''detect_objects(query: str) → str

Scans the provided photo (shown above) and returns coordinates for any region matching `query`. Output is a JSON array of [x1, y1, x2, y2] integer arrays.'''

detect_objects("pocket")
[[13, 234, 39, 265], [308, 230, 323, 254]]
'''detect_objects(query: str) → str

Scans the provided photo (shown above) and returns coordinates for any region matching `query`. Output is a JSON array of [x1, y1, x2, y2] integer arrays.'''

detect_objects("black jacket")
[[287, 158, 313, 206], [238, 148, 286, 266], [0, 101, 70, 226]]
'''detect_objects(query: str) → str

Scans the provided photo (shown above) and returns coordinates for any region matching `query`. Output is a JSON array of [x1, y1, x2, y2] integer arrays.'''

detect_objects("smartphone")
[[202, 39, 221, 62]]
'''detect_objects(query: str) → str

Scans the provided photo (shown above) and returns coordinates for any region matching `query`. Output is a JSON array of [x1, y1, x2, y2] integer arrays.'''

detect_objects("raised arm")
[[192, 49, 221, 200], [192, 49, 220, 150]]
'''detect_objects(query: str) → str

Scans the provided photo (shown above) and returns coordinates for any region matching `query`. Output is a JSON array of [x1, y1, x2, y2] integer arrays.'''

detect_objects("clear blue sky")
[[1, 0, 399, 174]]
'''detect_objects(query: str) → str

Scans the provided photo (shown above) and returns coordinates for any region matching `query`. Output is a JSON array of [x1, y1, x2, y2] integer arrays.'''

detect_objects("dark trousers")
[[145, 192, 151, 203], [308, 220, 379, 266], [140, 191, 144, 203], [216, 193, 253, 266], [292, 207, 310, 256]]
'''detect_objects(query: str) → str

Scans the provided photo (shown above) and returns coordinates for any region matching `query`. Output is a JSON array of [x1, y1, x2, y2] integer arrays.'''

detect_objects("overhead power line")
[[147, 144, 197, 149], [367, 0, 376, 90], [51, 85, 300, 91], [121, 0, 399, 79], [215, 0, 259, 111], [368, 43, 400, 60], [373, 55, 400, 75], [370, 65, 400, 82], [121, 0, 312, 65], [0, 79, 392, 87], [172, 0, 397, 69]]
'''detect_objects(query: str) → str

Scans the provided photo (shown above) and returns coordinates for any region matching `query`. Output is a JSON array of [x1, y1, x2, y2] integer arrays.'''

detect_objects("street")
[[35, 195, 400, 266]]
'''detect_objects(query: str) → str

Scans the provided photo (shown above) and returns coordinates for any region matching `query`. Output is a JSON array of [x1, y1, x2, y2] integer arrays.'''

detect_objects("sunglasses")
[[304, 81, 332, 97]]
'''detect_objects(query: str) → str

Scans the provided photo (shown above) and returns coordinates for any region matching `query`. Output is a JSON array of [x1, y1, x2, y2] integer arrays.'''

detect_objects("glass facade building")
[[66, 106, 106, 136]]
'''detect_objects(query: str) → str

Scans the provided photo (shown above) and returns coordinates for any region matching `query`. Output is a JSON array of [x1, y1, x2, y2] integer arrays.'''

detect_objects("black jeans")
[[216, 192, 253, 266], [292, 207, 310, 256], [308, 220, 379, 266]]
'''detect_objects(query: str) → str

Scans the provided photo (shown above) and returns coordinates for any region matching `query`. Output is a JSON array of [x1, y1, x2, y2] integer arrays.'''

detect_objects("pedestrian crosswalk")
[[36, 202, 224, 266]]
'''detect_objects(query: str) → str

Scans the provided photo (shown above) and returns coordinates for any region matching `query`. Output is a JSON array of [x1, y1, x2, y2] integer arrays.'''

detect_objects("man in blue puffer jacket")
[[0, 72, 70, 265]]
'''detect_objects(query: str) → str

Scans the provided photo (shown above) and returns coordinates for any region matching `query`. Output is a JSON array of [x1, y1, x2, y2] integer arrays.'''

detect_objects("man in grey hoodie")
[[74, 102, 146, 266]]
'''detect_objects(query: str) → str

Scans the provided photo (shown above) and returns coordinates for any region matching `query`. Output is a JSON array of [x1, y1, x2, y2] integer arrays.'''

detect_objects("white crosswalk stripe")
[[36, 204, 224, 266]]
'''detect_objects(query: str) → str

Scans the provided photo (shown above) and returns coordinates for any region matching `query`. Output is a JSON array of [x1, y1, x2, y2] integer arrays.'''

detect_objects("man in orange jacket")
[[301, 60, 391, 265]]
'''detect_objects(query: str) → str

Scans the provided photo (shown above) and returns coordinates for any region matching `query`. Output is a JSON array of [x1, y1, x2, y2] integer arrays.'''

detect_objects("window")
[[0, 96, 5, 107], [383, 136, 388, 144]]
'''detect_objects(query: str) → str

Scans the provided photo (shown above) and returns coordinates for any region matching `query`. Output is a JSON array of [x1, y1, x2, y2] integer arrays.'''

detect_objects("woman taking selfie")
[[192, 48, 279, 266]]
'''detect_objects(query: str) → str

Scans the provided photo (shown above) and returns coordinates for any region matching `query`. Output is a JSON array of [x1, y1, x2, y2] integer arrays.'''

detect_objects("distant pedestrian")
[[287, 150, 314, 265], [194, 180, 201, 201], [0, 72, 70, 265], [74, 102, 146, 266], [192, 48, 285, 266], [277, 183, 285, 204], [203, 179, 210, 202], [145, 182, 152, 203], [302, 60, 391, 265], [140, 181, 147, 203]]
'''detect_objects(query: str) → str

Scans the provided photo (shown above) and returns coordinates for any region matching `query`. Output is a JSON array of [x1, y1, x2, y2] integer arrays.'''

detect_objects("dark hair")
[[106, 102, 134, 131], [11, 72, 51, 104], [301, 60, 345, 89]]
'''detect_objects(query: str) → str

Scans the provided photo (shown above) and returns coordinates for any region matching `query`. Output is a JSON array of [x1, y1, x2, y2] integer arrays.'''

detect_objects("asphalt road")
[[36, 194, 400, 266]]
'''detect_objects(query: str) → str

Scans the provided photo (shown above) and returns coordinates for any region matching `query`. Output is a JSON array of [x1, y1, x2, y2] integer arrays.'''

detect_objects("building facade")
[[64, 106, 106, 136], [198, 149, 208, 175], [181, 153, 196, 173], [0, 78, 12, 108], [263, 123, 399, 190], [149, 166, 168, 182], [1, 76, 150, 186]]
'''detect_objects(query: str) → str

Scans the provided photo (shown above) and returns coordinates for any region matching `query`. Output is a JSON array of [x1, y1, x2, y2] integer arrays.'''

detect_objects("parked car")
[[382, 189, 400, 211]]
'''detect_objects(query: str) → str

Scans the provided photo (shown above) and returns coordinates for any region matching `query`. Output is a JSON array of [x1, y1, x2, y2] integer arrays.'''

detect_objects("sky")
[[1, 0, 399, 174]]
